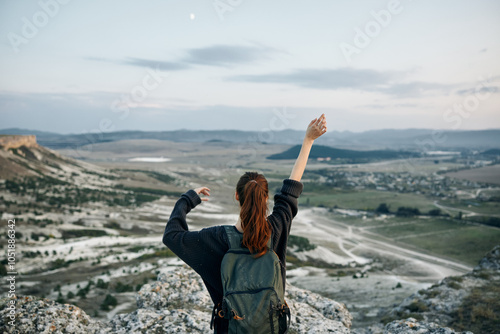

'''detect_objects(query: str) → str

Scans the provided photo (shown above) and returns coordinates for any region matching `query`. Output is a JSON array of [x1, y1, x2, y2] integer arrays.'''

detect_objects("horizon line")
[[2, 127, 500, 136]]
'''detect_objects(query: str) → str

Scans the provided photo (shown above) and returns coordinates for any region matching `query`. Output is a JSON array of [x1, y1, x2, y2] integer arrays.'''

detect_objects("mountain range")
[[1, 128, 499, 151]]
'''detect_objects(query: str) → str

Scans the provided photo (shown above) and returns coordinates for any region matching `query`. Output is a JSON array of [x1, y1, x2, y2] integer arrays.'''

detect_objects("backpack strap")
[[224, 225, 243, 250], [225, 221, 273, 251], [266, 231, 273, 250]]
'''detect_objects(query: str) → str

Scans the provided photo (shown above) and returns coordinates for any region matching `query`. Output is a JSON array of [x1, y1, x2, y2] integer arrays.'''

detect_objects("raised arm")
[[289, 114, 327, 182]]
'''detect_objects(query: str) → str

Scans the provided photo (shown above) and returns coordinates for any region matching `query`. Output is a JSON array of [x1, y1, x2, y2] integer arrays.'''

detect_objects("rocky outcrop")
[[111, 265, 352, 333], [384, 318, 472, 334], [0, 265, 352, 333], [385, 246, 500, 333], [476, 245, 500, 270], [2, 247, 498, 333], [0, 295, 108, 333], [0, 135, 37, 150]]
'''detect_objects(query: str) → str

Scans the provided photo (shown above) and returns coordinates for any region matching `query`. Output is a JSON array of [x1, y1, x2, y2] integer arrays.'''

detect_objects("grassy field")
[[299, 189, 437, 212], [352, 216, 500, 266], [370, 218, 466, 238], [400, 225, 500, 265], [446, 164, 500, 186], [437, 198, 500, 216]]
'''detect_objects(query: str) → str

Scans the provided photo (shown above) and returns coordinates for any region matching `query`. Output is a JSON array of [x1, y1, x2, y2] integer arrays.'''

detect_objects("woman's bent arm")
[[289, 114, 327, 182]]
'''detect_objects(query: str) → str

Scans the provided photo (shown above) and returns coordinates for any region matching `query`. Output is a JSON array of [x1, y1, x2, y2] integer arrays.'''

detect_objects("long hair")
[[236, 172, 270, 258]]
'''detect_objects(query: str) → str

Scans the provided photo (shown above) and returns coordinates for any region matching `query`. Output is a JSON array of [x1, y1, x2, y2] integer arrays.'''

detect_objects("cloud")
[[121, 57, 190, 71], [182, 44, 280, 67], [230, 68, 395, 89], [456, 86, 499, 96], [85, 44, 280, 70], [362, 102, 419, 109], [86, 56, 189, 71], [381, 81, 452, 97], [229, 68, 450, 96]]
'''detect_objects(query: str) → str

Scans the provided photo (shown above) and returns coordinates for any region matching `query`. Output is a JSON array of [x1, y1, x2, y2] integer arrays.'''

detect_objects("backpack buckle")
[[231, 310, 245, 321]]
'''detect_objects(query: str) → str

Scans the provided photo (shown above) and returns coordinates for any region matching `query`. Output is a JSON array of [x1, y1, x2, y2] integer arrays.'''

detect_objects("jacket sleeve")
[[268, 179, 303, 252], [162, 190, 228, 278]]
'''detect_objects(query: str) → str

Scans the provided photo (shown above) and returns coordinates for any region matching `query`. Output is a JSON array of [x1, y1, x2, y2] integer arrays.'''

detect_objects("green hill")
[[267, 145, 415, 161]]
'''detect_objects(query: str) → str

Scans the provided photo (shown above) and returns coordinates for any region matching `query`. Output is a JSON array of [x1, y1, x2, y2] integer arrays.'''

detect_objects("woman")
[[163, 114, 327, 333]]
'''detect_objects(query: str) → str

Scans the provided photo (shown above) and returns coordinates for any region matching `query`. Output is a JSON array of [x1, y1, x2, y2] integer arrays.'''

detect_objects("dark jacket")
[[162, 178, 303, 313]]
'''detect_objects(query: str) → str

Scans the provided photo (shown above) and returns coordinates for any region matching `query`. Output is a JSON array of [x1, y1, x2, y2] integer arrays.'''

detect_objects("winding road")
[[293, 208, 472, 281]]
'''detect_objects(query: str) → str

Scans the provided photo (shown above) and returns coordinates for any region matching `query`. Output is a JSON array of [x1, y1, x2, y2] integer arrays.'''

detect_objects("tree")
[[375, 203, 390, 214], [428, 208, 441, 216], [396, 207, 421, 217]]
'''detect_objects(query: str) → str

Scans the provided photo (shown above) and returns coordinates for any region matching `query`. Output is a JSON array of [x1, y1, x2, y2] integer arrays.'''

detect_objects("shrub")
[[451, 282, 500, 333], [96, 279, 109, 289], [114, 281, 133, 293], [100, 294, 117, 310], [375, 203, 390, 214], [396, 207, 421, 217], [61, 229, 108, 239], [288, 235, 317, 252], [137, 248, 176, 260], [406, 301, 428, 313], [448, 281, 462, 290], [428, 208, 442, 216], [76, 288, 87, 299]]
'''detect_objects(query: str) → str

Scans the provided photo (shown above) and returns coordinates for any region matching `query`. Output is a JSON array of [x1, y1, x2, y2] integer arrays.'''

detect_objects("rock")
[[135, 269, 211, 312], [383, 246, 500, 333], [384, 318, 473, 334], [0, 265, 352, 333], [5, 246, 498, 333], [0, 295, 109, 334], [286, 284, 352, 330], [109, 308, 211, 333], [474, 245, 500, 271], [130, 264, 352, 333], [0, 135, 38, 150]]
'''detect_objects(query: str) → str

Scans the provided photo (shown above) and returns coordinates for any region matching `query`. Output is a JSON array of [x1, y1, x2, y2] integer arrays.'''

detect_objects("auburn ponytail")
[[236, 172, 270, 258]]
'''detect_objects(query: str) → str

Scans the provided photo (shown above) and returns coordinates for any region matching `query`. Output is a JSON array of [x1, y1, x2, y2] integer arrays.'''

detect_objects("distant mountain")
[[267, 144, 414, 161], [482, 148, 500, 156], [1, 128, 499, 151]]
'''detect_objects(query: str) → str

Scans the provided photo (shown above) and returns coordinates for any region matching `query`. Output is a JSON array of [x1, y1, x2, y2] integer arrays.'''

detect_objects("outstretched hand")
[[194, 187, 210, 201], [305, 114, 327, 141]]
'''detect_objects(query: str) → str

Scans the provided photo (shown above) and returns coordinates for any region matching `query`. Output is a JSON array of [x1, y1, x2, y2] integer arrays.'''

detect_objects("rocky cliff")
[[0, 135, 38, 150], [0, 246, 500, 334], [0, 265, 352, 333], [4, 247, 498, 334], [0, 133, 114, 181], [381, 245, 500, 334]]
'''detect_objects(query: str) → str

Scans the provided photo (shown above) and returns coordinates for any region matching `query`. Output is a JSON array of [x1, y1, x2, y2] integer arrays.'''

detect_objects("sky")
[[0, 0, 499, 134]]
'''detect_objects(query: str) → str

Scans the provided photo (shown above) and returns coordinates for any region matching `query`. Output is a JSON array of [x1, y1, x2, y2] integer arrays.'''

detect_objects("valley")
[[0, 135, 499, 330]]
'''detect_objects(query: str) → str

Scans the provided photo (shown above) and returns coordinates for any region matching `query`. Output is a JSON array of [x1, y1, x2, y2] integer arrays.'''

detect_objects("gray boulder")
[[384, 318, 473, 334], [0, 295, 109, 334]]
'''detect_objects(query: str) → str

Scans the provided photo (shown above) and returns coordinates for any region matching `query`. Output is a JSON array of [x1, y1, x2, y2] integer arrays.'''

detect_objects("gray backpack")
[[211, 225, 290, 333]]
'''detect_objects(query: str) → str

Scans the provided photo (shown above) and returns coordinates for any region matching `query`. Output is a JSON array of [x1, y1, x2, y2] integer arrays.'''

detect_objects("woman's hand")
[[305, 113, 327, 142], [194, 187, 210, 201]]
